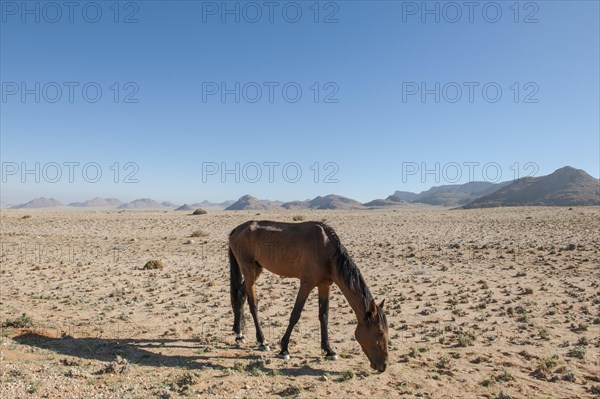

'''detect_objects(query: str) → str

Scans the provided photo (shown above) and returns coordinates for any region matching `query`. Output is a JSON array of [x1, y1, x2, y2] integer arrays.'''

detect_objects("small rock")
[[143, 260, 164, 270]]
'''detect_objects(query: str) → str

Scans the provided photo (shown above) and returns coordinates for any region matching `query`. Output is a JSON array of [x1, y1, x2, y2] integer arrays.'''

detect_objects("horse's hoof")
[[325, 353, 338, 360], [235, 336, 246, 344], [258, 344, 270, 352], [278, 352, 290, 360]]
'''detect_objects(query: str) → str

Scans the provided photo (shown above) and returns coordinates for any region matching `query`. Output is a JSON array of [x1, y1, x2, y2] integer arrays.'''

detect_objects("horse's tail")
[[229, 246, 246, 335]]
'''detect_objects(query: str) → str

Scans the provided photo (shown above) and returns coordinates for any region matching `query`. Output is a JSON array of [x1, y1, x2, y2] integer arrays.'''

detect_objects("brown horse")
[[228, 220, 389, 372]]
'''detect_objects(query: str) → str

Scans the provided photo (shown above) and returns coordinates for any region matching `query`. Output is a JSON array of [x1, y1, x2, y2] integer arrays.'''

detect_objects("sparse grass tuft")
[[567, 347, 586, 359], [572, 322, 588, 332], [340, 369, 355, 381], [26, 380, 42, 394], [458, 332, 476, 347], [495, 390, 513, 399], [538, 355, 559, 372], [588, 385, 600, 395], [168, 371, 198, 394], [480, 378, 495, 388], [436, 355, 451, 369], [192, 208, 207, 215], [233, 361, 244, 372], [2, 313, 34, 328], [245, 359, 267, 376], [279, 386, 302, 396], [562, 370, 576, 382], [496, 369, 514, 383]]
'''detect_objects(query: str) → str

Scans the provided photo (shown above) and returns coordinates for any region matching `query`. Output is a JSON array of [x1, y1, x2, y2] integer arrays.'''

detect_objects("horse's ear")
[[369, 299, 378, 318], [379, 299, 385, 309]]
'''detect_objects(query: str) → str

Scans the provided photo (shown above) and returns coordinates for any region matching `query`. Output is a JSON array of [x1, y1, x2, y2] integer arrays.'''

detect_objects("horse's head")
[[355, 298, 388, 372]]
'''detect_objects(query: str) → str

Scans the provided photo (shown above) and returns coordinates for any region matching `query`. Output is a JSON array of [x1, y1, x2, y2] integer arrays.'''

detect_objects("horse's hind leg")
[[243, 261, 269, 351], [318, 283, 337, 360], [229, 247, 247, 343]]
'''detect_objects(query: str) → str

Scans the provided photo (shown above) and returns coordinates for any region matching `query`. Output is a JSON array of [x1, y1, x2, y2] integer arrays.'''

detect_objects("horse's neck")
[[332, 270, 368, 322]]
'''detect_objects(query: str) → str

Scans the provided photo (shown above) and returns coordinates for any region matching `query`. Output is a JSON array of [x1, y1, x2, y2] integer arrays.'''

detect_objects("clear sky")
[[1, 0, 598, 205]]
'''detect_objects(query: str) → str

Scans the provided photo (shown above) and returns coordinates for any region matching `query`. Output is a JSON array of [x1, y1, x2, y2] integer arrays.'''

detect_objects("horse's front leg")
[[318, 283, 337, 360], [278, 282, 313, 359]]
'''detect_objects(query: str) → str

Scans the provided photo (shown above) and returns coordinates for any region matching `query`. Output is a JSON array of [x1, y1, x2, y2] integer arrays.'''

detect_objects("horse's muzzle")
[[371, 362, 387, 372]]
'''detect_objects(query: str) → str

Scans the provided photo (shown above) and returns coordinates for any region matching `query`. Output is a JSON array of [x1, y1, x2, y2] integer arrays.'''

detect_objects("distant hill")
[[281, 194, 365, 210], [117, 198, 167, 209], [225, 195, 282, 211], [416, 181, 510, 206], [388, 181, 509, 206], [69, 197, 123, 207], [391, 191, 420, 202], [363, 195, 408, 207], [161, 201, 178, 208], [0, 201, 16, 209], [463, 166, 600, 208], [227, 194, 364, 211], [176, 201, 234, 211], [12, 197, 64, 209], [191, 200, 235, 210], [307, 194, 364, 210]]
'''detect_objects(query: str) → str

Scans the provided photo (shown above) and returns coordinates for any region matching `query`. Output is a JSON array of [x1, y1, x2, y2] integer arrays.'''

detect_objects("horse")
[[228, 220, 389, 372]]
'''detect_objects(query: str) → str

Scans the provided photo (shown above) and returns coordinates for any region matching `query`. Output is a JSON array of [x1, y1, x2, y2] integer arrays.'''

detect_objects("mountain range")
[[7, 166, 598, 210], [463, 166, 599, 208], [69, 197, 123, 207]]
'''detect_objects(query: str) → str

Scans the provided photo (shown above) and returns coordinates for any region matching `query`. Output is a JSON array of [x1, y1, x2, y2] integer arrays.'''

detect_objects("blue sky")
[[1, 0, 598, 204]]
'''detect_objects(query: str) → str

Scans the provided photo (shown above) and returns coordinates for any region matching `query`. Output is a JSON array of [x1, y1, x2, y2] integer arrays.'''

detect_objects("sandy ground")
[[0, 207, 598, 398]]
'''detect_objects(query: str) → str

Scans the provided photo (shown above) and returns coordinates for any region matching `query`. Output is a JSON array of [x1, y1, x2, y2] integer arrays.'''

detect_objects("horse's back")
[[229, 220, 334, 279]]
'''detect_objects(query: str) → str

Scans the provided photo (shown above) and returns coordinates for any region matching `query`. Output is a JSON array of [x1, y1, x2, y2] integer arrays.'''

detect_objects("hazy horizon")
[[3, 164, 598, 206]]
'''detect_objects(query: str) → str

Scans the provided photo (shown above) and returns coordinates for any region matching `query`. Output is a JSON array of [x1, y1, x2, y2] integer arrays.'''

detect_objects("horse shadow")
[[11, 332, 345, 378]]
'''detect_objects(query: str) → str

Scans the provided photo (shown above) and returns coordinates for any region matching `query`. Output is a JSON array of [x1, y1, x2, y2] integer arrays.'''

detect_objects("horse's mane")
[[315, 222, 387, 327]]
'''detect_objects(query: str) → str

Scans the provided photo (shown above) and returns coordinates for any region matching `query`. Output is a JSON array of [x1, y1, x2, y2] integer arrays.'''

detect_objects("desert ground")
[[0, 207, 598, 398]]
